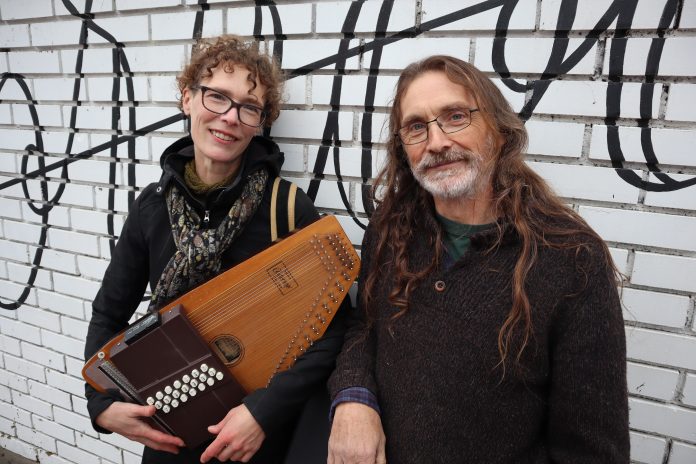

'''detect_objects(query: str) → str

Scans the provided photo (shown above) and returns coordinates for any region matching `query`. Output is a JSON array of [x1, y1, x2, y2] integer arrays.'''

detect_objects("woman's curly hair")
[[176, 35, 284, 126]]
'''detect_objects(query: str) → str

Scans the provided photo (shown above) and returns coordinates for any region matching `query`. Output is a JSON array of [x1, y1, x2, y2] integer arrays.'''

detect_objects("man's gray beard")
[[411, 148, 488, 199]]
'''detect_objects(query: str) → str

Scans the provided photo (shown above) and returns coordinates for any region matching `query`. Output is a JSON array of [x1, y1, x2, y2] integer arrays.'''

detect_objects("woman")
[[84, 35, 345, 463]]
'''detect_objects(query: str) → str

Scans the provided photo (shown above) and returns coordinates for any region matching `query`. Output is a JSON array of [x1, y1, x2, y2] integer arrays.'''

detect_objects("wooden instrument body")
[[83, 214, 359, 398]]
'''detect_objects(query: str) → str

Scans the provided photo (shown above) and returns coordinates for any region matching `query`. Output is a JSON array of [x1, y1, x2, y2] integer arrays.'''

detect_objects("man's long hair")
[[364, 55, 618, 367]]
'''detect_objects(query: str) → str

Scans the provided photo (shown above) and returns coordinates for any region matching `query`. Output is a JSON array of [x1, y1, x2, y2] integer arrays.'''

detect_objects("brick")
[[279, 39, 360, 71], [526, 120, 585, 158], [0, 128, 35, 152], [12, 390, 52, 418], [99, 236, 113, 260], [122, 45, 189, 73], [580, 206, 696, 252], [95, 187, 132, 214], [0, 436, 37, 462], [134, 163, 163, 188], [9, 50, 61, 74], [312, 75, 399, 108], [528, 162, 639, 204], [46, 369, 84, 398], [122, 106, 184, 132], [626, 361, 679, 401], [540, 0, 675, 30], [40, 329, 84, 359], [62, 105, 117, 131], [476, 38, 595, 75], [317, 0, 415, 34], [336, 214, 367, 248], [364, 37, 470, 71], [307, 146, 364, 179], [28, 380, 71, 409], [72, 395, 89, 416], [629, 430, 667, 464], [682, 0, 696, 28], [271, 110, 353, 141], [0, 369, 28, 393], [0, 0, 52, 19], [89, 133, 148, 161], [0, 334, 22, 356], [629, 397, 696, 443], [13, 103, 63, 127], [76, 254, 109, 281], [152, 10, 223, 41], [60, 316, 88, 341], [55, 0, 112, 15], [621, 288, 689, 328], [33, 415, 75, 445], [0, 317, 41, 344], [590, 125, 696, 168], [67, 157, 118, 185], [65, 356, 85, 379], [69, 208, 110, 235], [666, 84, 696, 122], [0, 238, 29, 263], [21, 341, 65, 372], [0, 415, 14, 435], [53, 408, 96, 437], [34, 249, 77, 275], [302, 179, 350, 210], [533, 81, 660, 119], [5, 353, 46, 382], [0, 52, 6, 73], [53, 273, 100, 301], [359, 111, 390, 146], [48, 229, 99, 256], [116, 0, 180, 9], [0, 198, 22, 221], [423, 0, 535, 31], [626, 327, 696, 370], [644, 174, 696, 211], [87, 76, 149, 102], [233, 4, 312, 35], [86, 15, 150, 44], [150, 75, 179, 103], [683, 373, 696, 408], [0, 24, 30, 47], [0, 402, 32, 426], [31, 20, 83, 47], [32, 77, 87, 101], [3, 219, 44, 245], [55, 183, 95, 209], [670, 441, 696, 463], [56, 441, 100, 464], [75, 432, 122, 463], [277, 143, 305, 173], [41, 130, 90, 155], [605, 38, 696, 77], [17, 305, 61, 331], [632, 251, 696, 293]]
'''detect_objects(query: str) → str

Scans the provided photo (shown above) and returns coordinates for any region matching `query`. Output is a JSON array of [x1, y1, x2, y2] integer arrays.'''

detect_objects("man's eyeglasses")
[[190, 85, 267, 127], [397, 108, 480, 145]]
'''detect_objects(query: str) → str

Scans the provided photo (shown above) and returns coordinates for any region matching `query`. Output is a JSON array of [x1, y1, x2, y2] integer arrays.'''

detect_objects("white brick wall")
[[1, 1, 695, 463]]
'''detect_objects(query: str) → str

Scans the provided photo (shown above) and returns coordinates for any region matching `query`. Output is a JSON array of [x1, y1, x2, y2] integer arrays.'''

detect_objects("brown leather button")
[[434, 280, 446, 292]]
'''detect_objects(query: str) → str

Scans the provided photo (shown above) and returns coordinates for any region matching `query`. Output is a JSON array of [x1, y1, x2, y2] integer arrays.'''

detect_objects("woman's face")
[[182, 64, 267, 180]]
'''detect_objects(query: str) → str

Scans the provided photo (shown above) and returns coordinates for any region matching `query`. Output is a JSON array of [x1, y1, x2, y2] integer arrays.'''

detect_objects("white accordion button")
[[181, 384, 189, 393], [190, 379, 199, 388], [173, 380, 182, 389], [162, 405, 171, 414], [163, 395, 171, 405], [215, 371, 224, 381], [191, 369, 200, 378], [199, 373, 208, 383], [200, 363, 209, 372], [171, 399, 179, 408], [164, 385, 172, 395], [180, 394, 188, 403], [189, 388, 197, 397], [206, 377, 214, 386], [146, 397, 155, 405], [197, 382, 205, 392], [182, 375, 191, 383], [208, 368, 217, 376], [154, 401, 163, 409], [172, 390, 180, 399], [155, 391, 164, 400]]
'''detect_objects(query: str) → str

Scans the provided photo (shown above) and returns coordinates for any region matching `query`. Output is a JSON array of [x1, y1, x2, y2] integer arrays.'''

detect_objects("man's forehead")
[[400, 73, 476, 120]]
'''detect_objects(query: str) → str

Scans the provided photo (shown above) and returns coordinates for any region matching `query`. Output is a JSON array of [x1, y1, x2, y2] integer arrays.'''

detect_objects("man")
[[327, 56, 629, 463]]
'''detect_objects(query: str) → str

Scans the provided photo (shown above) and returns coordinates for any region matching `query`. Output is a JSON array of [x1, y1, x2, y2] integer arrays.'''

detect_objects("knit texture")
[[329, 215, 630, 463]]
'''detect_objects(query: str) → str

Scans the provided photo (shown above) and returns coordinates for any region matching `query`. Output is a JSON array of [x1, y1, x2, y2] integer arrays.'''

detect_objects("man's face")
[[399, 71, 498, 200], [182, 64, 266, 177]]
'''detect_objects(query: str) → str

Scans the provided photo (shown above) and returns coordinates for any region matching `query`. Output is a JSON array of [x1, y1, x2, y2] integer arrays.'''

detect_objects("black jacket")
[[85, 135, 347, 461]]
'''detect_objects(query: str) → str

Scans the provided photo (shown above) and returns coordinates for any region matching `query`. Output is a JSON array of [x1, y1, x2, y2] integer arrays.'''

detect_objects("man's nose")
[[425, 122, 452, 153]]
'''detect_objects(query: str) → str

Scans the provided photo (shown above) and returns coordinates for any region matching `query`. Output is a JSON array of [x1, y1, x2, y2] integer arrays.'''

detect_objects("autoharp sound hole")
[[212, 335, 244, 365]]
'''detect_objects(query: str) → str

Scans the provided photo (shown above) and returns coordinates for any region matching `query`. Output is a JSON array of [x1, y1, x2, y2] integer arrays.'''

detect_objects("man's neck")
[[433, 192, 496, 225]]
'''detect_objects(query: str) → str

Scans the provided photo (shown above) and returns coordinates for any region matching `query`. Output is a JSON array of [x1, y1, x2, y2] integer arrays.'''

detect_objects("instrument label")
[[267, 261, 299, 295]]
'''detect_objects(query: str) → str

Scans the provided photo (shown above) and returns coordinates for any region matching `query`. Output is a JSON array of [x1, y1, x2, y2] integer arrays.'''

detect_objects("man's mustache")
[[416, 149, 478, 170]]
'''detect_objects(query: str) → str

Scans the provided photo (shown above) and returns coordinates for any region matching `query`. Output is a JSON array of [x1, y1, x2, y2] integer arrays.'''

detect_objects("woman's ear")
[[181, 87, 192, 116]]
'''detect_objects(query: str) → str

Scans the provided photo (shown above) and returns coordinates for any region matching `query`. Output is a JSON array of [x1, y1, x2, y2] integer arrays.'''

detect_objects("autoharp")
[[82, 215, 360, 447]]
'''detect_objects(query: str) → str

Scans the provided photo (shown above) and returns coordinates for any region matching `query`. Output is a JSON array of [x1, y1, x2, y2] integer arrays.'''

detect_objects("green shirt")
[[437, 213, 495, 261]]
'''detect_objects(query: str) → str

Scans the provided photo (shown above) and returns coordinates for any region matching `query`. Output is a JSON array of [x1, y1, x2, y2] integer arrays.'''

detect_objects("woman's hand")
[[328, 402, 386, 464], [96, 401, 185, 453], [200, 404, 265, 463]]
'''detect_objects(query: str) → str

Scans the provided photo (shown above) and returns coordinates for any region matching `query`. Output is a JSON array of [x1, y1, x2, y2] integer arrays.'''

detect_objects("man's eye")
[[447, 111, 467, 123], [409, 122, 426, 132]]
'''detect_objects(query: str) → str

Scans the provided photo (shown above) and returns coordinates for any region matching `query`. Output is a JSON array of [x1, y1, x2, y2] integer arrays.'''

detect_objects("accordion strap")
[[270, 177, 298, 242]]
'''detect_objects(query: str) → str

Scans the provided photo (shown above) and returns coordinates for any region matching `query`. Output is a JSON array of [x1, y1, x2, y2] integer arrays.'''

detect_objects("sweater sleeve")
[[84, 191, 151, 433], [546, 243, 630, 463], [327, 223, 379, 400], [242, 188, 350, 435]]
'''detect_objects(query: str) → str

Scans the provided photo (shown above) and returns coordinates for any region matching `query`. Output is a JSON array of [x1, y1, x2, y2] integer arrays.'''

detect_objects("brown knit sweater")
[[329, 217, 629, 463]]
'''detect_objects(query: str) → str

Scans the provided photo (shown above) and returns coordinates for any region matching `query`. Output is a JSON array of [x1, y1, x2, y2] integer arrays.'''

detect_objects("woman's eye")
[[208, 92, 227, 102], [242, 105, 261, 115]]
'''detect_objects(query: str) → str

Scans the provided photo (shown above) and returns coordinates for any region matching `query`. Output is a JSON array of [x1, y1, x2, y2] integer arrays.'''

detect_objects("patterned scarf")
[[150, 168, 268, 309]]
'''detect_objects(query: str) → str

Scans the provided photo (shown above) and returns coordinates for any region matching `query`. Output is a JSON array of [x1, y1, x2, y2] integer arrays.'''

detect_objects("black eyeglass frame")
[[190, 85, 267, 127], [396, 108, 480, 145]]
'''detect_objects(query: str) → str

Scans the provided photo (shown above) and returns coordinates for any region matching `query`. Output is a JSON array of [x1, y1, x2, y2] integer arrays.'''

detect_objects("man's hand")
[[96, 401, 185, 453], [328, 402, 386, 464], [200, 404, 265, 463]]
